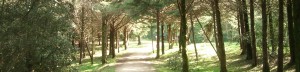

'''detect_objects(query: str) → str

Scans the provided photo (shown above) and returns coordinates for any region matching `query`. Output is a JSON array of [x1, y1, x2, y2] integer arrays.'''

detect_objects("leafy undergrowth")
[[154, 42, 296, 72]]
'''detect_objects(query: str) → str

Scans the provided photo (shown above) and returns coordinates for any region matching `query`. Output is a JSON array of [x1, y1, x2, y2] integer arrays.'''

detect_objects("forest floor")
[[73, 40, 296, 72]]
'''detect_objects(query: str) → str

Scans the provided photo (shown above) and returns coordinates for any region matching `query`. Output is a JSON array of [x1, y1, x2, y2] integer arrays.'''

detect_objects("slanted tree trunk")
[[293, 0, 300, 71], [178, 0, 189, 71], [161, 23, 165, 55], [277, 0, 284, 71], [85, 41, 93, 64], [287, 0, 295, 66], [213, 0, 227, 71], [261, 0, 270, 71], [101, 18, 108, 64], [190, 13, 198, 60], [156, 9, 160, 59], [249, 0, 257, 67]]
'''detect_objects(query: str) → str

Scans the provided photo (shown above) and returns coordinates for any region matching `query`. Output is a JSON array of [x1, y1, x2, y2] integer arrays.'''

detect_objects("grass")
[[71, 45, 117, 72], [70, 40, 152, 72], [153, 42, 296, 72]]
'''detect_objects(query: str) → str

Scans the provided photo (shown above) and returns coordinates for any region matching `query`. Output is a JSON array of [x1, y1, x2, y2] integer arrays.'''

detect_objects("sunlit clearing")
[[187, 43, 217, 58]]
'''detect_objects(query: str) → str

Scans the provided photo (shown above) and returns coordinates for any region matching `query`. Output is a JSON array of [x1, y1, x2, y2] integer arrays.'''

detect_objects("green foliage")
[[166, 53, 182, 71], [0, 1, 76, 71]]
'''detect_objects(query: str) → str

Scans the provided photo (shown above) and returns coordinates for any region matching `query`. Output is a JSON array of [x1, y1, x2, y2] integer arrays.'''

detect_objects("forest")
[[0, 0, 300, 72]]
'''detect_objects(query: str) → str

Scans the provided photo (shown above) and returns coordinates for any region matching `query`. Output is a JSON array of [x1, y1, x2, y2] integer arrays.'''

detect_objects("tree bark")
[[178, 0, 189, 71], [101, 17, 108, 64], [211, 1, 219, 49], [138, 35, 141, 45], [238, 0, 246, 55], [161, 23, 165, 55], [156, 9, 160, 59], [214, 0, 227, 71], [277, 0, 284, 71], [249, 0, 257, 67], [293, 0, 300, 71], [168, 24, 172, 49], [92, 28, 95, 55], [123, 26, 128, 50], [151, 23, 154, 53], [269, 12, 276, 54], [190, 13, 198, 60], [261, 0, 270, 71], [116, 31, 120, 53], [85, 41, 93, 64], [287, 0, 295, 66], [242, 0, 252, 60], [109, 26, 116, 58], [98, 33, 101, 45], [79, 7, 85, 64]]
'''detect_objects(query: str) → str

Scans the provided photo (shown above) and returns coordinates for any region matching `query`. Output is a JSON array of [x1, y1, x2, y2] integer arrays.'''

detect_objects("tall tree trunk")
[[287, 0, 295, 66], [98, 33, 101, 45], [138, 35, 141, 45], [190, 13, 198, 60], [261, 0, 270, 71], [116, 31, 120, 53], [214, 0, 227, 71], [293, 0, 300, 71], [101, 18, 108, 64], [156, 9, 160, 59], [151, 23, 154, 53], [161, 23, 165, 55], [268, 0, 276, 54], [269, 12, 276, 54], [277, 0, 284, 71], [123, 26, 128, 50], [79, 7, 85, 64], [91, 28, 95, 63], [211, 2, 219, 49], [249, 0, 257, 67], [242, 0, 252, 60], [238, 0, 246, 55], [109, 27, 116, 58], [168, 24, 172, 49], [92, 28, 95, 55], [178, 0, 189, 71]]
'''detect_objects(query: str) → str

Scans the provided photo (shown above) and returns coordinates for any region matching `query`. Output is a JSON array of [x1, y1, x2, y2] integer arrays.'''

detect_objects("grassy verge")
[[154, 42, 295, 72], [70, 52, 117, 72]]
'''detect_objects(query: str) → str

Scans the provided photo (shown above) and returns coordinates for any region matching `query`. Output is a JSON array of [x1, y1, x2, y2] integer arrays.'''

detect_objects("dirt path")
[[115, 47, 156, 72]]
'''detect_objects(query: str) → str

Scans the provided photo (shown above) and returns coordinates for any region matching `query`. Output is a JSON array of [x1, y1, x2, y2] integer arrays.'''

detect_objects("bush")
[[165, 54, 182, 71], [0, 1, 76, 71]]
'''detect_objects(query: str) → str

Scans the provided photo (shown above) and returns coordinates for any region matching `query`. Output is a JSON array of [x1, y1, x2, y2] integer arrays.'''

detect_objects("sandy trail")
[[115, 47, 156, 72]]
